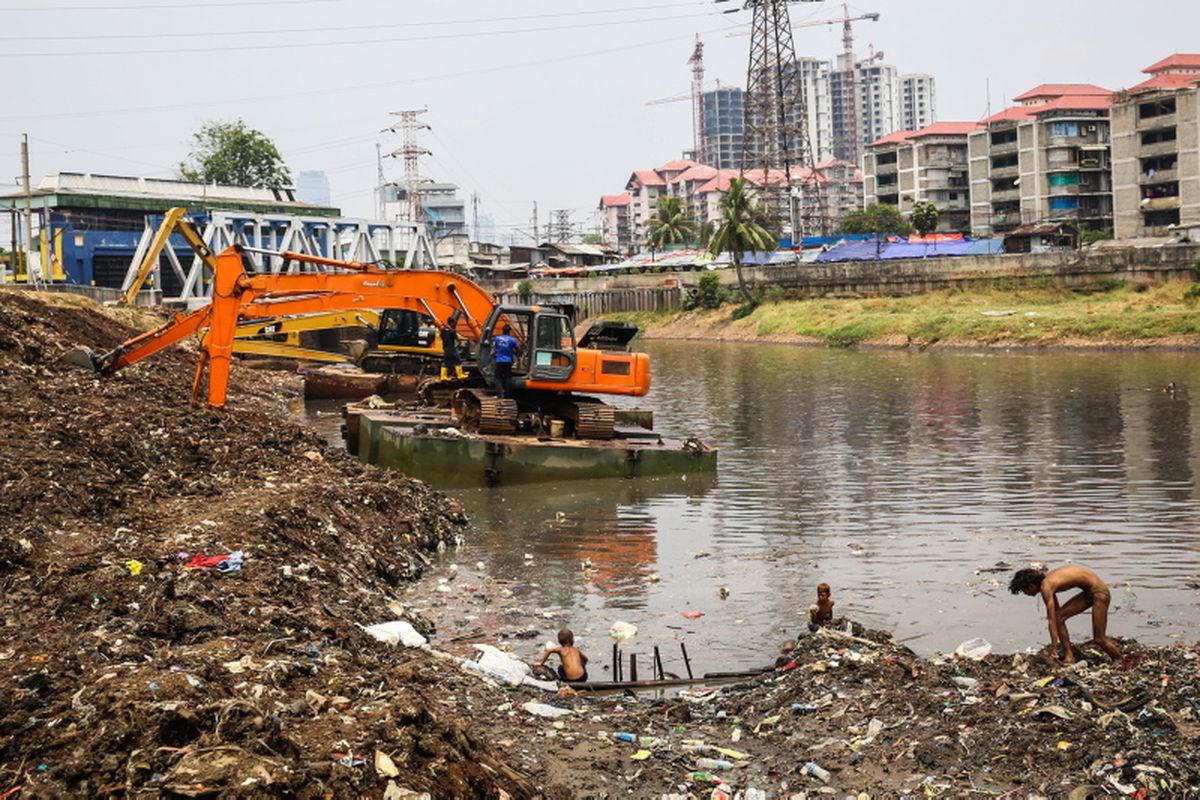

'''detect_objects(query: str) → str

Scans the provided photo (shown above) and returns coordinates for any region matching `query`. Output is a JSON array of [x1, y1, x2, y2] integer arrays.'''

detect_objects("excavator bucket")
[[62, 345, 101, 372]]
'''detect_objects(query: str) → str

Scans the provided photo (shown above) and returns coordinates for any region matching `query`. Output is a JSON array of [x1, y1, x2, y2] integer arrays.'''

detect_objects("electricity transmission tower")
[[549, 209, 574, 244], [723, 0, 827, 237], [382, 108, 431, 223]]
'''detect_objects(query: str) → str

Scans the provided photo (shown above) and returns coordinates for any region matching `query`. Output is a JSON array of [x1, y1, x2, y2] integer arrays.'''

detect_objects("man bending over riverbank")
[[1009, 565, 1122, 663]]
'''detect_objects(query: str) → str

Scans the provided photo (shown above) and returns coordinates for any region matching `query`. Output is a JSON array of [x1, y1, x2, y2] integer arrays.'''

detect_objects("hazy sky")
[[2, 0, 1198, 242]]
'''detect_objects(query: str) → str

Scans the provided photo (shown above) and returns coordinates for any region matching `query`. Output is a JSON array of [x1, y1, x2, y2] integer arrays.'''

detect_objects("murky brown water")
[[304, 342, 1200, 676]]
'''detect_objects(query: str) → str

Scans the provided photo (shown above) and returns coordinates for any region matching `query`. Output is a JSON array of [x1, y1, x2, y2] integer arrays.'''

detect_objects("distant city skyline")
[[2, 0, 1198, 243]]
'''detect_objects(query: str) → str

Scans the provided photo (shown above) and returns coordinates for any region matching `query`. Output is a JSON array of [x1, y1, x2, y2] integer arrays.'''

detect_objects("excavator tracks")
[[451, 389, 518, 435], [570, 402, 615, 440]]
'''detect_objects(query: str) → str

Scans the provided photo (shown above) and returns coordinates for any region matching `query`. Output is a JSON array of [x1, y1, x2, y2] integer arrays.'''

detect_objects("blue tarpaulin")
[[815, 237, 1004, 263]]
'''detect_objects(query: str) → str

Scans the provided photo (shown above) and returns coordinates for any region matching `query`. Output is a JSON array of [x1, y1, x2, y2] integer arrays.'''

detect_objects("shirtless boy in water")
[[1009, 565, 1122, 663], [535, 628, 589, 682]]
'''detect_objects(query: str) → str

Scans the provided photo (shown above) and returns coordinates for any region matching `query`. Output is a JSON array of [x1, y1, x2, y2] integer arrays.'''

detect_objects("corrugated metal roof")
[[39, 172, 313, 205]]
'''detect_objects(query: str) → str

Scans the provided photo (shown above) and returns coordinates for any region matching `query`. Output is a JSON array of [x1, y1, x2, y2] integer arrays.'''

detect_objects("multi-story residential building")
[[603, 157, 862, 245], [1111, 54, 1200, 238], [701, 85, 746, 170], [831, 57, 902, 163], [598, 193, 633, 253], [862, 122, 977, 232], [624, 160, 705, 247], [793, 57, 836, 163], [814, 158, 865, 223], [901, 74, 937, 131], [968, 85, 1113, 236]]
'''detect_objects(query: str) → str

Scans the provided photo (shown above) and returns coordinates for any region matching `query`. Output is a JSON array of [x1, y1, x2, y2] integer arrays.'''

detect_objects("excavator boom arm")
[[94, 246, 500, 407]]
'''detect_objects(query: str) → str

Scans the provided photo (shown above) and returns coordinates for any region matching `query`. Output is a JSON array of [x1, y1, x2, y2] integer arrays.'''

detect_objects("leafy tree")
[[696, 271, 722, 309], [1080, 227, 1114, 245], [706, 177, 776, 304], [179, 120, 292, 189], [838, 204, 913, 236], [647, 196, 695, 252], [581, 233, 604, 245], [910, 202, 940, 236]]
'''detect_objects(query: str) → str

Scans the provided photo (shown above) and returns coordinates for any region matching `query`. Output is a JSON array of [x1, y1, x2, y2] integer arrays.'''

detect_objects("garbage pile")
[[548, 624, 1200, 797], [0, 292, 540, 798]]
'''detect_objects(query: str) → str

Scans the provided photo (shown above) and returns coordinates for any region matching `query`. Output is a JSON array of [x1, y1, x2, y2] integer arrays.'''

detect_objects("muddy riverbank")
[[2, 291, 1198, 798]]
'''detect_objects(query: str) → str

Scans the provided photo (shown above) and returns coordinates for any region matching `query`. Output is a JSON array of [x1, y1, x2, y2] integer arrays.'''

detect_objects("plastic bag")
[[954, 637, 992, 661]]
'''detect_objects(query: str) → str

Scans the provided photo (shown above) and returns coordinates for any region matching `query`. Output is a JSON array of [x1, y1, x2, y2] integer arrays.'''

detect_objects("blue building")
[[0, 172, 339, 289]]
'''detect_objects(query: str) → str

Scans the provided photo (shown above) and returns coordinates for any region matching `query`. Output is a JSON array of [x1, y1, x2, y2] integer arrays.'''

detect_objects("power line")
[[0, 22, 742, 122], [0, 10, 724, 57], [0, 0, 339, 10], [0, 0, 712, 40]]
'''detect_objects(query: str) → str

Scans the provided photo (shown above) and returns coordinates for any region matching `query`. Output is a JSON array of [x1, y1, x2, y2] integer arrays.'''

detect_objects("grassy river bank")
[[614, 278, 1200, 350]]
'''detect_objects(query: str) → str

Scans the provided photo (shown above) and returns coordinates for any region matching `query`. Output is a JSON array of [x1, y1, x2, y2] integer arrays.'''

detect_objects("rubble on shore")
[[0, 292, 538, 798], [1, 291, 1197, 798]]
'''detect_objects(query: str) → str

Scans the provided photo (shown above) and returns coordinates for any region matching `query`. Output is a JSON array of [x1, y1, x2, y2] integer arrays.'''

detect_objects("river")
[[306, 342, 1200, 676]]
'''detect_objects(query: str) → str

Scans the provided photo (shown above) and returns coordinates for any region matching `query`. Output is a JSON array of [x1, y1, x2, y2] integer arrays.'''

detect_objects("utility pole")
[[471, 192, 480, 243], [21, 134, 39, 286], [531, 201, 539, 244], [375, 142, 386, 219]]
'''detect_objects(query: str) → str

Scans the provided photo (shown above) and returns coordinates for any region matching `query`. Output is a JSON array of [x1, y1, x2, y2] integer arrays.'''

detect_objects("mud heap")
[[0, 292, 540, 797]]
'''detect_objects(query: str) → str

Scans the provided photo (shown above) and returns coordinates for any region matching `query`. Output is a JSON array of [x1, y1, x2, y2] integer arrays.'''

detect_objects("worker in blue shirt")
[[492, 324, 522, 398]]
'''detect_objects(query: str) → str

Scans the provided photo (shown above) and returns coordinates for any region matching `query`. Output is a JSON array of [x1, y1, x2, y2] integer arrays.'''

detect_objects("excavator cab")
[[477, 305, 576, 392], [376, 309, 438, 350]]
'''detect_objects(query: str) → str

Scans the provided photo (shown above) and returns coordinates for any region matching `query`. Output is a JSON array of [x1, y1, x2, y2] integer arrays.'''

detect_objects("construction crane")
[[645, 35, 708, 164], [838, 3, 881, 167]]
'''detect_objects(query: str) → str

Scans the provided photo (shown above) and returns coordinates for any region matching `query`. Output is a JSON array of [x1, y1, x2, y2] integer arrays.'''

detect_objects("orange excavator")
[[67, 245, 650, 439]]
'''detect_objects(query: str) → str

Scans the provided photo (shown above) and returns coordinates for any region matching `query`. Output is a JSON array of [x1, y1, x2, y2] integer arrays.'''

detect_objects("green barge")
[[343, 406, 717, 488]]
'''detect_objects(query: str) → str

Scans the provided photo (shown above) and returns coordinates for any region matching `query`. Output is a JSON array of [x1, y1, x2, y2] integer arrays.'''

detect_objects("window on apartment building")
[[991, 153, 1018, 170], [1140, 154, 1178, 176], [991, 129, 1017, 147], [1138, 98, 1176, 119], [1048, 122, 1078, 138], [1141, 127, 1177, 146]]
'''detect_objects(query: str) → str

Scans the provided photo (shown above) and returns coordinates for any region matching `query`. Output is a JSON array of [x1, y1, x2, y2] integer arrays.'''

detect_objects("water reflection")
[[305, 344, 1200, 674]]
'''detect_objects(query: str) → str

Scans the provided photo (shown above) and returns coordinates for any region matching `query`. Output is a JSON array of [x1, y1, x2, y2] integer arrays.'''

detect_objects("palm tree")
[[706, 177, 776, 303], [647, 196, 695, 257]]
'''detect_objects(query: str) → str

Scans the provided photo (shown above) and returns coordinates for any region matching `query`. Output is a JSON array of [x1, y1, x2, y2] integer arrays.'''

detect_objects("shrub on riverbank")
[[621, 279, 1200, 348]]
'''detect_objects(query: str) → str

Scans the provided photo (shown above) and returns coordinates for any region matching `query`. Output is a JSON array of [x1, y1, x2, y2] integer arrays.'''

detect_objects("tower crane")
[[645, 35, 709, 165]]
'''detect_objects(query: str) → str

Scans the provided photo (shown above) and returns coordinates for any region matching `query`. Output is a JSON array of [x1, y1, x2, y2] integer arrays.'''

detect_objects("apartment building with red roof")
[[597, 193, 633, 253], [863, 122, 979, 232], [603, 157, 860, 248], [968, 86, 1114, 236], [1111, 54, 1200, 238]]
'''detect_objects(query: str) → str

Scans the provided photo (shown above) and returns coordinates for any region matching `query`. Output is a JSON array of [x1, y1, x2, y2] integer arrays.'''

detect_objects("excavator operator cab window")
[[495, 313, 532, 376], [378, 309, 435, 349], [529, 313, 575, 382]]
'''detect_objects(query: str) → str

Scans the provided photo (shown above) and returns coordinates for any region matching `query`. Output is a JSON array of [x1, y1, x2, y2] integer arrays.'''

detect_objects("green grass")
[[609, 280, 1200, 348]]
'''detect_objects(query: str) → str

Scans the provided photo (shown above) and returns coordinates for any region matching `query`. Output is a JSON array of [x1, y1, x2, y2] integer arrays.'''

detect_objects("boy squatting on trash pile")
[[1009, 564, 1123, 663]]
